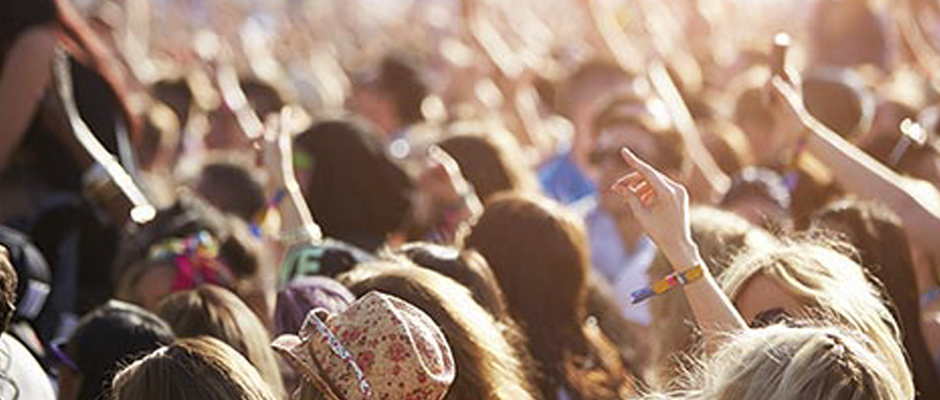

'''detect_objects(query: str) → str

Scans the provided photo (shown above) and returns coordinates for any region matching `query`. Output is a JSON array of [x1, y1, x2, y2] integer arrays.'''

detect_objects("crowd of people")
[[2, 0, 940, 399]]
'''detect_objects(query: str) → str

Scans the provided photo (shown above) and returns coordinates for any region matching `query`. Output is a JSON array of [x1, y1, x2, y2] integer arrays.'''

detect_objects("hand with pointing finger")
[[610, 147, 702, 270]]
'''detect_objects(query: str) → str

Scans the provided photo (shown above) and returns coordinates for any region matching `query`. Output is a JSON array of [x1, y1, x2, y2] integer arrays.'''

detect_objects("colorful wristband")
[[249, 188, 289, 237], [631, 264, 705, 304]]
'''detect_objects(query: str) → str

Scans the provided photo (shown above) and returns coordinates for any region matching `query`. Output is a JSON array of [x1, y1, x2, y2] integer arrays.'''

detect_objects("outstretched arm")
[[261, 110, 321, 248], [0, 27, 57, 172], [611, 147, 747, 348], [770, 77, 940, 261]]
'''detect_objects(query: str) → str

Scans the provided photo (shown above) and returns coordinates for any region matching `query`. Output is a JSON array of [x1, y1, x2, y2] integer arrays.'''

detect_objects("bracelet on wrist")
[[249, 188, 290, 237], [631, 264, 705, 304]]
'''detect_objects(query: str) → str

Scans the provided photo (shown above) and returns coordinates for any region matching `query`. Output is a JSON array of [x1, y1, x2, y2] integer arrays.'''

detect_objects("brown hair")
[[111, 336, 277, 400], [438, 133, 538, 203], [340, 262, 538, 400], [393, 242, 509, 319], [463, 193, 633, 400], [155, 285, 284, 398]]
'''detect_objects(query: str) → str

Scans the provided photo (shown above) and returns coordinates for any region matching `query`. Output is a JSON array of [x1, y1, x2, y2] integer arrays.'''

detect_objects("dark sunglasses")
[[749, 307, 795, 328]]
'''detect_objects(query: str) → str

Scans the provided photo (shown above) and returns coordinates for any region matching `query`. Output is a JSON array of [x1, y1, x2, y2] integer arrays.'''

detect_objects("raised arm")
[[611, 147, 747, 347], [261, 110, 321, 248], [0, 27, 57, 172], [770, 77, 940, 261]]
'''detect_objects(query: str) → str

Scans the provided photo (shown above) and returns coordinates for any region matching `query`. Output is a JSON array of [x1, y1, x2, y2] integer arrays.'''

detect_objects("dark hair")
[[375, 56, 428, 126], [67, 300, 175, 400], [0, 246, 17, 333], [150, 78, 194, 127], [113, 192, 260, 281], [195, 154, 268, 222], [463, 193, 632, 400], [240, 77, 285, 119], [294, 119, 414, 252], [395, 242, 509, 319], [802, 68, 875, 139], [438, 134, 537, 203], [812, 198, 940, 396]]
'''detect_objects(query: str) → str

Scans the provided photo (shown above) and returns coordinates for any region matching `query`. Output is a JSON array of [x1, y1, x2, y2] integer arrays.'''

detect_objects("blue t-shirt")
[[538, 152, 595, 204]]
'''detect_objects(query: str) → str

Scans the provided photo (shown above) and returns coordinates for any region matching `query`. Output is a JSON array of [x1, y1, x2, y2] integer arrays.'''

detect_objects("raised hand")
[[611, 147, 701, 270]]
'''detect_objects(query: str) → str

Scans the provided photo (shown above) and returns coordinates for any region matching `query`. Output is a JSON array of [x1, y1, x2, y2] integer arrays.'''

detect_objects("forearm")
[[0, 28, 57, 172], [802, 116, 940, 256], [272, 173, 320, 244], [663, 242, 749, 338]]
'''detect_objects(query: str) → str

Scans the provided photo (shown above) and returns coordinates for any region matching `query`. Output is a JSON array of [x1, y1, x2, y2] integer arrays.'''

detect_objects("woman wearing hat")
[[272, 291, 456, 400]]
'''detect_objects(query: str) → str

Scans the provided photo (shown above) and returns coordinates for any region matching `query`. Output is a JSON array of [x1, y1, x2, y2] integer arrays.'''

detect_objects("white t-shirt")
[[0, 333, 56, 400]]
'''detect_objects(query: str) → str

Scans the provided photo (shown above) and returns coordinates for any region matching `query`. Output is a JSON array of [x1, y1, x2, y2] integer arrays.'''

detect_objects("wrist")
[[663, 240, 703, 271]]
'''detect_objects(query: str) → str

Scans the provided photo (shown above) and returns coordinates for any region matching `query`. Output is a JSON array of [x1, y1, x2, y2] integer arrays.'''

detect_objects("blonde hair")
[[112, 336, 278, 400], [156, 285, 285, 398], [719, 239, 914, 399], [649, 325, 906, 400]]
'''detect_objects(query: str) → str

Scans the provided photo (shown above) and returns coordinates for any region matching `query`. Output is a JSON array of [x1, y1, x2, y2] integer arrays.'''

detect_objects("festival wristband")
[[631, 264, 705, 304]]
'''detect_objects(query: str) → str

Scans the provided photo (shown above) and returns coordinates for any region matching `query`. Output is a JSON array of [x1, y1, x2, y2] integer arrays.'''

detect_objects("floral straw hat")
[[272, 291, 455, 400]]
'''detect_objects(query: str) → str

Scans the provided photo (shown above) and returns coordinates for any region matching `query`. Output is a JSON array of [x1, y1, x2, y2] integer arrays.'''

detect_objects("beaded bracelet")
[[631, 265, 704, 304]]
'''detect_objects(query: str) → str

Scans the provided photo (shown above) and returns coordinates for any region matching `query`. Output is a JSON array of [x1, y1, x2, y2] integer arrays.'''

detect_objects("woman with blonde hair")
[[156, 285, 285, 398], [609, 146, 908, 400], [719, 237, 914, 399], [339, 261, 538, 400], [656, 325, 907, 400], [111, 336, 278, 400]]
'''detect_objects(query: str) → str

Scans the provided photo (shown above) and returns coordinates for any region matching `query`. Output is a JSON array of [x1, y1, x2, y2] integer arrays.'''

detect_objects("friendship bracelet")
[[249, 188, 289, 238], [631, 265, 705, 304]]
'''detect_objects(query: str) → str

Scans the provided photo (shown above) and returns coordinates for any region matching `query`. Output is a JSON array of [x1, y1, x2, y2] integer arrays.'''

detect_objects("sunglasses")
[[749, 308, 795, 328]]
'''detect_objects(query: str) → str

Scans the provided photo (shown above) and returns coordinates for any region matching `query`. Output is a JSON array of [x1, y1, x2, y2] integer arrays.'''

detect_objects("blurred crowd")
[[2, 0, 940, 399]]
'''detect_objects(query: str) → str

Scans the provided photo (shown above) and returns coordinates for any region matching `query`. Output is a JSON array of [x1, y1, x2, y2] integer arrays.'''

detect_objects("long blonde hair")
[[719, 239, 913, 399], [649, 325, 906, 400], [112, 336, 278, 400]]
